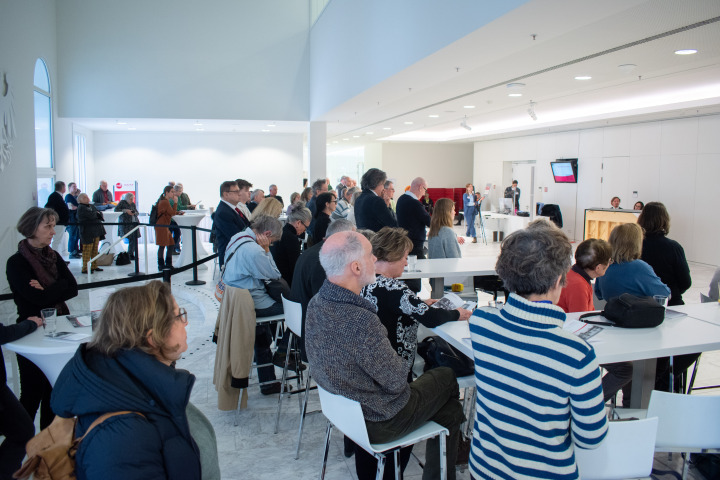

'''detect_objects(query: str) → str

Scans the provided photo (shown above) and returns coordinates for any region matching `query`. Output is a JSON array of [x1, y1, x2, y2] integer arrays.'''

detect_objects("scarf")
[[17, 239, 69, 315]]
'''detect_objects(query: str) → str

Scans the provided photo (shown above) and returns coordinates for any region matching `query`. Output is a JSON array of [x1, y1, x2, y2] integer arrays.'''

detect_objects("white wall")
[[474, 114, 720, 265], [382, 143, 473, 193], [92, 132, 304, 214], [56, 0, 310, 121], [0, 0, 57, 293]]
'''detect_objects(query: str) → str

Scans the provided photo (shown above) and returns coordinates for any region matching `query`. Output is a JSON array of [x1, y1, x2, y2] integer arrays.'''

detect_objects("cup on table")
[[41, 308, 57, 337], [407, 255, 417, 272], [653, 295, 668, 308]]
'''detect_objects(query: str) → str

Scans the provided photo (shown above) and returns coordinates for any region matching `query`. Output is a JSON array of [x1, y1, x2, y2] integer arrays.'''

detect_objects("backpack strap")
[[76, 411, 145, 444]]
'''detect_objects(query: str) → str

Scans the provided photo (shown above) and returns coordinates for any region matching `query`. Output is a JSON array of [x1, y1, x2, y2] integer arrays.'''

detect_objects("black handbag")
[[579, 293, 665, 328], [264, 278, 290, 304], [417, 336, 474, 377]]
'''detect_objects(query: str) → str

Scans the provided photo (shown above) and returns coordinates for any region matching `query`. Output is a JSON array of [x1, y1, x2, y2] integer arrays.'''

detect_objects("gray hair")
[[350, 189, 362, 206], [326, 218, 355, 238], [173, 184, 182, 192], [320, 231, 364, 278], [356, 229, 376, 242], [250, 214, 282, 240], [360, 168, 387, 191], [16, 207, 59, 238], [123, 192, 135, 202], [286, 202, 312, 224], [345, 186, 359, 200], [495, 224, 572, 296], [384, 180, 394, 189]]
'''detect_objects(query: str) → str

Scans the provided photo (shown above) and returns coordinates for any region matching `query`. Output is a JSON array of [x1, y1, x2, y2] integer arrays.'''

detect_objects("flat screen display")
[[551, 159, 578, 183]]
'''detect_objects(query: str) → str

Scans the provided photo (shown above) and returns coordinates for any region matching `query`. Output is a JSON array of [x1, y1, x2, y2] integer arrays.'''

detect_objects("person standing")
[[115, 192, 141, 260], [44, 181, 69, 260], [155, 186, 180, 270], [382, 180, 397, 224], [462, 183, 479, 243], [65, 182, 81, 259], [396, 177, 431, 292], [212, 180, 250, 269], [77, 193, 106, 274], [354, 168, 397, 232], [504, 180, 521, 212], [266, 184, 284, 206]]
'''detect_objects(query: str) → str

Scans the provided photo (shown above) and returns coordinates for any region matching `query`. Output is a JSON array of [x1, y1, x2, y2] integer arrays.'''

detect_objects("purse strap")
[[219, 235, 254, 280], [578, 311, 613, 326]]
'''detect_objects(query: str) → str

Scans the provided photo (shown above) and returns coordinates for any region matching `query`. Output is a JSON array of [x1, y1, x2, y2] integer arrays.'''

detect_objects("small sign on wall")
[[114, 181, 137, 203]]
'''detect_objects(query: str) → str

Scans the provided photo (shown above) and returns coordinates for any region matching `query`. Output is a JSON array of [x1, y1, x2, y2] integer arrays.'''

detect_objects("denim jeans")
[[464, 207, 477, 237]]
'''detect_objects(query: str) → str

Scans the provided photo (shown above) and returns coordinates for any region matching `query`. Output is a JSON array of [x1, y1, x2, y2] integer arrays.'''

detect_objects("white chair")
[[317, 385, 449, 480], [274, 295, 315, 459], [457, 375, 476, 439], [575, 417, 658, 480]]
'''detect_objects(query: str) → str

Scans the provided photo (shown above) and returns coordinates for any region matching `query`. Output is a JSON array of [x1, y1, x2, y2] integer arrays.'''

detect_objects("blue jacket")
[[51, 345, 201, 480], [594, 259, 670, 301]]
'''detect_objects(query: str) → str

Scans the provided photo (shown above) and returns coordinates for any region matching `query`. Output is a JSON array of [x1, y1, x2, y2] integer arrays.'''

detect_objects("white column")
[[308, 121, 327, 183]]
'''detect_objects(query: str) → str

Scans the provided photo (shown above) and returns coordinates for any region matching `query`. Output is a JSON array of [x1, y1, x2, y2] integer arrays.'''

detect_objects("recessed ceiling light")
[[332, 140, 339, 143], [428, 114, 439, 118], [506, 82, 525, 89], [366, 132, 374, 135], [463, 105, 475, 109], [128, 127, 136, 130], [195, 128, 204, 131], [404, 121, 414, 125], [383, 127, 392, 130], [193, 121, 203, 126], [353, 135, 360, 138], [618, 64, 637, 73], [508, 93, 523, 97], [343, 138, 349, 141], [261, 129, 270, 132], [266, 124, 276, 127], [574, 76, 592, 80], [116, 120, 127, 125], [675, 49, 697, 55]]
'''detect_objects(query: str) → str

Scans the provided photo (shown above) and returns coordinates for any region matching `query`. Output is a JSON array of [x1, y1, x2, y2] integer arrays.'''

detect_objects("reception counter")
[[583, 208, 639, 241]]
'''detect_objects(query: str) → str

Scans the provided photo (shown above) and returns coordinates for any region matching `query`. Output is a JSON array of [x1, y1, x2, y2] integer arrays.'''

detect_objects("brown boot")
[[472, 237, 477, 243]]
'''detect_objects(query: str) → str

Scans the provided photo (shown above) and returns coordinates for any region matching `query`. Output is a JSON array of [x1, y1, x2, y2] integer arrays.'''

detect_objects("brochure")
[[67, 315, 92, 328], [431, 292, 476, 312], [563, 318, 603, 343], [47, 331, 92, 342]]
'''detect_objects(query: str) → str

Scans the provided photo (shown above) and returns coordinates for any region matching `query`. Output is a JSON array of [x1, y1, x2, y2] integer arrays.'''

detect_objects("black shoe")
[[70, 253, 82, 259], [260, 382, 292, 395], [173, 250, 181, 255], [92, 268, 104, 272], [343, 436, 355, 458], [272, 352, 307, 373]]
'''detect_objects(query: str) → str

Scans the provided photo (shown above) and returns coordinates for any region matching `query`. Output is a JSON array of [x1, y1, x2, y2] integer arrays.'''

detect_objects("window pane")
[[37, 177, 54, 207], [34, 91, 52, 168], [34, 58, 50, 92]]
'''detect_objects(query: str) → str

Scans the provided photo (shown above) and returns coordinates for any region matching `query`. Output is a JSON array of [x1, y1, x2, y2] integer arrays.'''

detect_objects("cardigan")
[[428, 226, 461, 259], [594, 259, 670, 301], [641, 233, 691, 306], [469, 293, 608, 479], [305, 280, 410, 422]]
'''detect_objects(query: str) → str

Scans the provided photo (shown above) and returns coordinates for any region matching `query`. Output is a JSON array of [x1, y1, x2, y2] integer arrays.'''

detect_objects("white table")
[[481, 212, 530, 241], [172, 213, 210, 269], [433, 309, 720, 408], [669, 303, 720, 326], [101, 211, 125, 254], [399, 257, 496, 298], [5, 316, 92, 386]]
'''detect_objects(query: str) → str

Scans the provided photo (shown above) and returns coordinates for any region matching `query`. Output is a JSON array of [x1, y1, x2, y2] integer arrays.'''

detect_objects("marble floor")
[[2, 227, 718, 479]]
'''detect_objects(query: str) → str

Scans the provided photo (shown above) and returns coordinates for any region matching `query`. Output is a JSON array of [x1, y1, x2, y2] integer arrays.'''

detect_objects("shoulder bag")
[[579, 293, 665, 328]]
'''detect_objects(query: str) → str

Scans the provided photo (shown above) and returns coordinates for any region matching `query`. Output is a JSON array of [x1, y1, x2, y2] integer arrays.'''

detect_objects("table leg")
[[629, 358, 656, 409], [431, 277, 443, 299]]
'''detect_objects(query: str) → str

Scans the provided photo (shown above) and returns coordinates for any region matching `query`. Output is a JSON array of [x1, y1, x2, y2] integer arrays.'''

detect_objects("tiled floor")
[[2, 227, 718, 479]]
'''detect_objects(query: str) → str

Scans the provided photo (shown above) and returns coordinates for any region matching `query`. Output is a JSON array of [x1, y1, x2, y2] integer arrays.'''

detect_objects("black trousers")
[[0, 384, 35, 480], [157, 246, 173, 268], [170, 220, 181, 250], [16, 354, 53, 430]]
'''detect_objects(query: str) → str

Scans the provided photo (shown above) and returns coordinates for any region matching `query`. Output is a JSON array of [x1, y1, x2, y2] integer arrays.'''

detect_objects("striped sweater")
[[468, 293, 608, 480]]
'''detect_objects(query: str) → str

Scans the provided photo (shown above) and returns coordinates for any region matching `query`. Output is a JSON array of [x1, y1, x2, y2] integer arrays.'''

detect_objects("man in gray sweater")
[[305, 231, 463, 480]]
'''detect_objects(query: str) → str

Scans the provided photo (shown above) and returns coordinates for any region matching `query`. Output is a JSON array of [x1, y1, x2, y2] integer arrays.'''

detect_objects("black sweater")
[[396, 194, 431, 251], [270, 223, 302, 286], [641, 233, 691, 306], [45, 191, 69, 225]]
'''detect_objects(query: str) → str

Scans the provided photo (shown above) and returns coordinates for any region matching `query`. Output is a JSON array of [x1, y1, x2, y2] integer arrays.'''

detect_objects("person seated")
[[428, 198, 465, 259], [469, 221, 608, 479], [51, 281, 219, 480], [270, 202, 311, 286], [305, 231, 464, 480], [221, 215, 288, 395], [312, 192, 336, 242], [250, 196, 283, 220], [557, 238, 632, 404], [91, 180, 115, 210]]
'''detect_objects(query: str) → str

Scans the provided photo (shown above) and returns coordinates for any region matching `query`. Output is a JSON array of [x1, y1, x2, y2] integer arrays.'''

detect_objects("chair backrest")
[[647, 391, 720, 451], [281, 295, 303, 337], [316, 385, 372, 451], [575, 417, 658, 480]]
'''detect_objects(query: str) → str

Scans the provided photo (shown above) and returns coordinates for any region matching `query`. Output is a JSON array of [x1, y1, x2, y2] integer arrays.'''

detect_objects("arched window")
[[34, 58, 54, 206]]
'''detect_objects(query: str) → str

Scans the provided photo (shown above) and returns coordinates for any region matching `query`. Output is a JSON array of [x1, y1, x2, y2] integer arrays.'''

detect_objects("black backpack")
[[115, 252, 131, 266], [148, 204, 158, 225], [417, 336, 474, 377]]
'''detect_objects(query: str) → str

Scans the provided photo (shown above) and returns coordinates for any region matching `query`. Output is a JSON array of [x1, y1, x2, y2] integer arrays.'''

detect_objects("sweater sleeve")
[[638, 261, 671, 297], [672, 242, 692, 294], [570, 347, 608, 449], [355, 321, 409, 396], [397, 285, 459, 328], [0, 319, 38, 345]]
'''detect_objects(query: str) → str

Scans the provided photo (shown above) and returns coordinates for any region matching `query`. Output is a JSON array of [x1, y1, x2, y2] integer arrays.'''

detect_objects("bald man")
[[306, 231, 464, 480]]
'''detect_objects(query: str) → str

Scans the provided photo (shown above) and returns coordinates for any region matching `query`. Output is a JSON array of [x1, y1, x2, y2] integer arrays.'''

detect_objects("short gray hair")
[[495, 224, 572, 296], [286, 202, 312, 224], [250, 215, 282, 240], [16, 207, 59, 238], [326, 218, 355, 237], [123, 192, 135, 202], [320, 231, 364, 278], [173, 184, 182, 192]]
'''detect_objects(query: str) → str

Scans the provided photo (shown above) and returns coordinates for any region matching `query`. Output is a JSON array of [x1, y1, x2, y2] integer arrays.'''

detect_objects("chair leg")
[[295, 372, 312, 460], [393, 449, 401, 480], [274, 332, 294, 434], [439, 432, 447, 480], [375, 454, 386, 480], [319, 421, 332, 480], [686, 354, 701, 394], [681, 452, 690, 479]]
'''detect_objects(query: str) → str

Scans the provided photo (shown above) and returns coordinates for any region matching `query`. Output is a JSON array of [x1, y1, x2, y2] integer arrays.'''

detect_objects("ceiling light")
[[366, 132, 374, 135], [343, 138, 349, 141], [428, 114, 439, 118], [460, 117, 471, 131], [353, 135, 360, 138], [463, 105, 475, 109], [527, 101, 537, 121], [574, 76, 592, 80], [261, 129, 270, 132], [674, 49, 697, 55], [618, 64, 637, 73], [267, 123, 276, 127], [508, 93, 523, 97], [116, 120, 127, 125], [404, 121, 414, 125], [193, 121, 203, 126], [332, 140, 339, 144], [195, 128, 204, 131], [383, 127, 392, 130], [128, 127, 136, 130]]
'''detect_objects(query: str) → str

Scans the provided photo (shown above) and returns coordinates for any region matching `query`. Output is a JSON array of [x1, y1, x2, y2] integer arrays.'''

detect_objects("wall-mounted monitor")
[[551, 159, 578, 183]]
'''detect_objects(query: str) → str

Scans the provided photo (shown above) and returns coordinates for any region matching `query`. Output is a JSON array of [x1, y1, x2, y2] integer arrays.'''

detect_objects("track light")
[[527, 101, 537, 121], [460, 117, 472, 131]]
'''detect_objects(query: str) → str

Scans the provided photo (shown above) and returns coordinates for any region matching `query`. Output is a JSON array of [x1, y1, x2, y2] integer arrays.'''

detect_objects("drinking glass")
[[407, 255, 417, 272], [653, 295, 668, 308], [41, 308, 57, 336]]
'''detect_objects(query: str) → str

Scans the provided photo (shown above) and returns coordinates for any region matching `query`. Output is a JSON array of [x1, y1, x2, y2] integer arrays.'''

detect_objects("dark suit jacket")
[[396, 193, 430, 253], [354, 189, 398, 232], [45, 191, 69, 225], [213, 201, 249, 267], [265, 195, 284, 206], [92, 188, 112, 205], [290, 240, 326, 361]]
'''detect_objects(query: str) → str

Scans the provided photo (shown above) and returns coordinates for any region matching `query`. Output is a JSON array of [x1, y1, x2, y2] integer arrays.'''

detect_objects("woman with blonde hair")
[[51, 281, 219, 479], [427, 198, 465, 259], [594, 222, 669, 302], [250, 196, 282, 220], [299, 187, 313, 204]]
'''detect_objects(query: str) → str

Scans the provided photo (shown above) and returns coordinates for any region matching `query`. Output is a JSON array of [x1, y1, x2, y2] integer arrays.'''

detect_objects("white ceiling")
[[72, 0, 720, 146]]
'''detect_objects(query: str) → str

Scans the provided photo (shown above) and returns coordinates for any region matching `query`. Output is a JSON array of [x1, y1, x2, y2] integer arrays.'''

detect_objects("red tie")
[[235, 207, 241, 215]]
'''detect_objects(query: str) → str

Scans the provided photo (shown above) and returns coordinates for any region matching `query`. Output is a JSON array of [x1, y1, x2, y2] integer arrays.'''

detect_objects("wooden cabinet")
[[584, 209, 639, 241]]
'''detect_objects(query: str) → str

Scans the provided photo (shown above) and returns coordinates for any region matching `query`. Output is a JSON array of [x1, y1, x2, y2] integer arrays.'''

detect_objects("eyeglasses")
[[227, 189, 240, 194], [175, 308, 188, 325], [302, 221, 311, 228]]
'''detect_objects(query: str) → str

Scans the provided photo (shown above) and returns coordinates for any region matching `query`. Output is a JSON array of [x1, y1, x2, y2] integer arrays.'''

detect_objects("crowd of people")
[[2, 169, 716, 479]]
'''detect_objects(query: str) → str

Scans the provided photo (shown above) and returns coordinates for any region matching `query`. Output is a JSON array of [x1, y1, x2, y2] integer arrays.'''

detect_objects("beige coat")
[[213, 286, 257, 411]]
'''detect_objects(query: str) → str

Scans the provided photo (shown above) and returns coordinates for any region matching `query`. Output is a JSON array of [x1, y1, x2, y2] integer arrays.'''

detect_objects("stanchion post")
[[186, 225, 205, 286], [128, 234, 142, 277], [162, 267, 172, 287]]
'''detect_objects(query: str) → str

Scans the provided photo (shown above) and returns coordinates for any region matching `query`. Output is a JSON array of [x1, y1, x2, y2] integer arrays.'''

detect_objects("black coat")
[[354, 190, 398, 232], [396, 194, 430, 253], [290, 240, 326, 362], [77, 203, 105, 243], [641, 233, 692, 306], [270, 222, 302, 286], [45, 191, 69, 225]]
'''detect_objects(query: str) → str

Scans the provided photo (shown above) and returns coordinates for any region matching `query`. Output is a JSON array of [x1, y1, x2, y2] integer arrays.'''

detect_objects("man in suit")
[[45, 180, 70, 260], [396, 177, 431, 292], [265, 184, 284, 207], [354, 168, 398, 232], [213, 180, 251, 268]]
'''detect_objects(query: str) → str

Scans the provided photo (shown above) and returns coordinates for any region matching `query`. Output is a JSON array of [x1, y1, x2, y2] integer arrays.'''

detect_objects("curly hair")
[[360, 168, 387, 191]]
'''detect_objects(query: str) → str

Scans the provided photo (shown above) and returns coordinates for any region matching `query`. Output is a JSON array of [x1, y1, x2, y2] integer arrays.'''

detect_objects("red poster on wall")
[[113, 181, 138, 203]]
